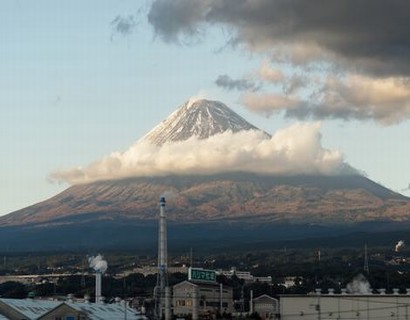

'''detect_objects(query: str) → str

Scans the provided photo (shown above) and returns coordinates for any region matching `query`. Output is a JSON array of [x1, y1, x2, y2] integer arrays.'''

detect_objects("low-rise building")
[[0, 298, 58, 320], [280, 290, 410, 320], [216, 268, 272, 283], [252, 294, 279, 320], [172, 280, 233, 317], [0, 298, 146, 320]]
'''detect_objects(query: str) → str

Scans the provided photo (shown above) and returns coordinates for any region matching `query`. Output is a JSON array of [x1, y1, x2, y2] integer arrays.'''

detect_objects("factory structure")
[[280, 290, 410, 320]]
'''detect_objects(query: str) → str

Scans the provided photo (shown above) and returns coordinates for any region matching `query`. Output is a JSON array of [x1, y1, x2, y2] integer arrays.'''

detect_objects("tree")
[[0, 281, 27, 299]]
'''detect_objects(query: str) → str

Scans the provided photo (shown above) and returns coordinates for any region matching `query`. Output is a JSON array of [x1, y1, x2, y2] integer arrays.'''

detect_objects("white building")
[[216, 268, 272, 283], [252, 294, 279, 320], [280, 291, 410, 320]]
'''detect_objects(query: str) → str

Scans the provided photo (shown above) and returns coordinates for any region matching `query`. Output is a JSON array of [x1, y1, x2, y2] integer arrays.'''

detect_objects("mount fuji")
[[1, 99, 410, 251], [140, 99, 269, 145]]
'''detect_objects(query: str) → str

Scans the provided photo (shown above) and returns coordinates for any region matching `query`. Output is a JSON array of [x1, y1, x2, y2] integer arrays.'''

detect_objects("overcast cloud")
[[148, 0, 410, 76], [147, 0, 410, 124]]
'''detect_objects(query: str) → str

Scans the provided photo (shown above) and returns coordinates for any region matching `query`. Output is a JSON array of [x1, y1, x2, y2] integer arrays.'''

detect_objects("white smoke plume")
[[50, 123, 354, 185], [88, 254, 108, 273], [395, 240, 405, 252], [346, 274, 371, 294]]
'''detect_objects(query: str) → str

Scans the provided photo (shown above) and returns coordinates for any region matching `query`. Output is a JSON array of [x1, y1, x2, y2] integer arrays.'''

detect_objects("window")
[[176, 300, 192, 306]]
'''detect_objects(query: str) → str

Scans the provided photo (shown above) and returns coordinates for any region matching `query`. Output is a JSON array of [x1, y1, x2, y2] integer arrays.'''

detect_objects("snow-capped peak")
[[140, 99, 268, 145]]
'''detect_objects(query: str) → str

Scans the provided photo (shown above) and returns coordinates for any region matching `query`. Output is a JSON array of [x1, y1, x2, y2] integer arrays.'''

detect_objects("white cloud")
[[258, 61, 285, 83], [240, 73, 410, 124], [320, 75, 410, 124], [50, 123, 350, 185], [241, 93, 301, 116]]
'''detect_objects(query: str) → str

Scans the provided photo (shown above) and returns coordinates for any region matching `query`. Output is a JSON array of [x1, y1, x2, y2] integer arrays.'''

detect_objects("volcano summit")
[[1, 98, 410, 251], [141, 99, 269, 145]]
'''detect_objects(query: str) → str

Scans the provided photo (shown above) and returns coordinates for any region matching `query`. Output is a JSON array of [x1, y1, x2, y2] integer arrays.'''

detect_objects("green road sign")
[[188, 267, 216, 283]]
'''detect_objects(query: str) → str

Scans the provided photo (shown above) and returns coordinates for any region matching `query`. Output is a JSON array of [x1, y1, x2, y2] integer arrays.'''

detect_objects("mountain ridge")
[[140, 99, 269, 145]]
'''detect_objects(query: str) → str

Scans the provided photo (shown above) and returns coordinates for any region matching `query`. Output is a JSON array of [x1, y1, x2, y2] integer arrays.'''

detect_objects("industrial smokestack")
[[88, 254, 108, 304], [155, 196, 169, 320], [95, 271, 102, 304]]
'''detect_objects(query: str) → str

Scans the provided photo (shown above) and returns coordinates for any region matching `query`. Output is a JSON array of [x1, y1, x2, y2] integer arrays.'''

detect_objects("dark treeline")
[[1, 246, 410, 307]]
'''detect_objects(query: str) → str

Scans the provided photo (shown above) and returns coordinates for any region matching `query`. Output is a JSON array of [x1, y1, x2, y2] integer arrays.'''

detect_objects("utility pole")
[[240, 285, 245, 313], [219, 283, 223, 314], [364, 243, 370, 274], [249, 290, 253, 314]]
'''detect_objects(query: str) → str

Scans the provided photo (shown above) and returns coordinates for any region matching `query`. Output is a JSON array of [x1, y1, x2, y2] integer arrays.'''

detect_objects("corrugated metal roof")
[[66, 302, 147, 320], [0, 298, 147, 320], [0, 298, 60, 319]]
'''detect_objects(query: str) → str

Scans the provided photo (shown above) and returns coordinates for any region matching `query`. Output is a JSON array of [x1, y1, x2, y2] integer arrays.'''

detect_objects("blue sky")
[[1, 0, 410, 215]]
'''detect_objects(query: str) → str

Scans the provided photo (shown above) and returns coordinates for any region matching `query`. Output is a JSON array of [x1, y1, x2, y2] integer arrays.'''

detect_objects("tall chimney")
[[95, 271, 102, 304], [155, 196, 169, 320]]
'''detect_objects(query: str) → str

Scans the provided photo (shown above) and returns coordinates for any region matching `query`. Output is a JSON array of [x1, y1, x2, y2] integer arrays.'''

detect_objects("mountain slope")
[[1, 173, 409, 227], [140, 99, 269, 145]]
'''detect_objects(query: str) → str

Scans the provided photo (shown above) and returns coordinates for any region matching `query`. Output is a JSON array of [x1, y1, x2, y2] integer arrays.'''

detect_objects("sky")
[[1, 0, 410, 216]]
